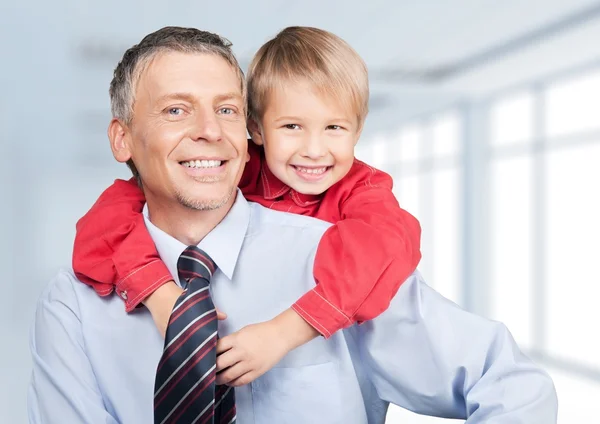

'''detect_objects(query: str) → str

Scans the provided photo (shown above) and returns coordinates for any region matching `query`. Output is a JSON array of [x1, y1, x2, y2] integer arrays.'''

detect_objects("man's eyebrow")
[[214, 92, 244, 103], [156, 92, 196, 104]]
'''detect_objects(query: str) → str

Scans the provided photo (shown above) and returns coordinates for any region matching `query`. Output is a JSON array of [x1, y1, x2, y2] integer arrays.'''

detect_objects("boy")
[[73, 26, 421, 386]]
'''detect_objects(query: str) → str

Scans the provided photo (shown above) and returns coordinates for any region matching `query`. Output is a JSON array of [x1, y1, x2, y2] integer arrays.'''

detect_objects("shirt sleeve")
[[72, 178, 173, 311], [291, 167, 422, 337], [353, 271, 558, 423], [28, 272, 119, 424]]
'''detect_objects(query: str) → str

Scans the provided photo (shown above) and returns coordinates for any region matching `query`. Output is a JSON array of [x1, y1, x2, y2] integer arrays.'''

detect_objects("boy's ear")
[[247, 118, 265, 146], [108, 118, 133, 163]]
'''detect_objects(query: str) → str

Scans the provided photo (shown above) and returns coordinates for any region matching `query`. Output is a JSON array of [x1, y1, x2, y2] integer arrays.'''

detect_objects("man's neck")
[[145, 196, 234, 246]]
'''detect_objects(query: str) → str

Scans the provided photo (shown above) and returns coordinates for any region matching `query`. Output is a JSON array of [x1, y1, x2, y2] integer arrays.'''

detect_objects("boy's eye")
[[327, 125, 343, 130], [284, 124, 301, 130]]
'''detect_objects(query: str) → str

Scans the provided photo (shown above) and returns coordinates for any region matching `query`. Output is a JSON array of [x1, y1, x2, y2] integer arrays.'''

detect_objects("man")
[[28, 27, 557, 423]]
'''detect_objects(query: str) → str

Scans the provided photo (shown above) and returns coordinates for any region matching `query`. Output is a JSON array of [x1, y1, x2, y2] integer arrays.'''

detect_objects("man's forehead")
[[154, 91, 244, 105], [139, 51, 242, 100]]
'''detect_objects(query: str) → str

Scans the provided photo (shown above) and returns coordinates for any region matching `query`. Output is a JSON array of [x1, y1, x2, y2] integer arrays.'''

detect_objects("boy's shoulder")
[[325, 159, 393, 198]]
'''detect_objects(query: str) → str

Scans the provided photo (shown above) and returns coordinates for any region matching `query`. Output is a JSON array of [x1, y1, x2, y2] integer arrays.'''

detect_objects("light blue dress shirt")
[[28, 192, 557, 423]]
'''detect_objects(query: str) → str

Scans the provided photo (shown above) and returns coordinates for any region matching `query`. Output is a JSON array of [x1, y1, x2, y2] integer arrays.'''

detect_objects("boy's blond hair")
[[247, 26, 369, 127]]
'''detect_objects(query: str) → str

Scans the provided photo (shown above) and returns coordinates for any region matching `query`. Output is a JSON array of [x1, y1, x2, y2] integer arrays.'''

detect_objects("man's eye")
[[284, 124, 300, 130], [218, 107, 235, 115], [168, 108, 184, 116]]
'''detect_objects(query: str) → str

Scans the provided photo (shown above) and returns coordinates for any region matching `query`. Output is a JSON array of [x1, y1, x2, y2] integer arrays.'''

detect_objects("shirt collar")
[[143, 190, 250, 285], [258, 151, 323, 206]]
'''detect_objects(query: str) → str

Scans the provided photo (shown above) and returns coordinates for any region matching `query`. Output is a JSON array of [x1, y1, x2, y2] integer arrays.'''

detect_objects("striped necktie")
[[153, 245, 236, 424]]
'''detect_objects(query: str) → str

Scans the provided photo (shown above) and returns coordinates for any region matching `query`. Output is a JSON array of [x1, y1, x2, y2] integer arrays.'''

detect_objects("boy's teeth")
[[182, 160, 222, 168], [296, 166, 327, 175]]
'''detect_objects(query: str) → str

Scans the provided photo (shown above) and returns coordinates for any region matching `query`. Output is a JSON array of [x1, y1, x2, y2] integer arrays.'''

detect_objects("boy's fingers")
[[216, 348, 240, 373], [216, 362, 249, 385], [216, 309, 227, 320], [216, 335, 234, 355], [229, 372, 256, 387]]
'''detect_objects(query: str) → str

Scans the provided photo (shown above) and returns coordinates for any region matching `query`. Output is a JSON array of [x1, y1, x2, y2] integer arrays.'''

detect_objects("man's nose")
[[190, 108, 223, 143]]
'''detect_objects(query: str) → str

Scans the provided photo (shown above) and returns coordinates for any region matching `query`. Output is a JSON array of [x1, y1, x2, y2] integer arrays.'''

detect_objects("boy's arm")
[[292, 165, 422, 337], [72, 178, 173, 312]]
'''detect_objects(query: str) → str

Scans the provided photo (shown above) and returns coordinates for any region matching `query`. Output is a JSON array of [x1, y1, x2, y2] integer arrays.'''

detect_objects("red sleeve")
[[291, 167, 422, 338], [72, 178, 173, 312]]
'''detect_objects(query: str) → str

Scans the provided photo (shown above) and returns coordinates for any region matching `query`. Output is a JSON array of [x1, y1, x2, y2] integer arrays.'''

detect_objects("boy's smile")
[[291, 165, 333, 183]]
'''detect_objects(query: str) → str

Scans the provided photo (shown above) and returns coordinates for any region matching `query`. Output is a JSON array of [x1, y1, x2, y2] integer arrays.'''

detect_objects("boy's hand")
[[143, 281, 227, 337], [214, 320, 289, 387], [215, 308, 319, 387]]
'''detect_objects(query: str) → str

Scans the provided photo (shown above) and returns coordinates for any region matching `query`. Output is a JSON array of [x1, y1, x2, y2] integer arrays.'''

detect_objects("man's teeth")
[[296, 166, 327, 175], [181, 160, 222, 168]]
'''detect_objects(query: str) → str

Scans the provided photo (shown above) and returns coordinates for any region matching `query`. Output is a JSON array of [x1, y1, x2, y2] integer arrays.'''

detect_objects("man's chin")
[[175, 188, 235, 212]]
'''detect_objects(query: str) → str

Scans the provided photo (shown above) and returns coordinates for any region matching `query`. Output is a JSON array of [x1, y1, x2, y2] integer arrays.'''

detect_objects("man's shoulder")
[[246, 202, 331, 237], [36, 268, 122, 323], [35, 269, 84, 313], [37, 268, 104, 307]]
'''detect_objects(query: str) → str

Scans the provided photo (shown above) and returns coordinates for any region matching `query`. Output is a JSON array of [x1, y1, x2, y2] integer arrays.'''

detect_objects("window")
[[545, 71, 600, 138], [377, 112, 463, 304], [489, 156, 534, 349], [368, 65, 600, 424], [545, 143, 600, 368], [490, 91, 534, 146], [489, 69, 600, 372]]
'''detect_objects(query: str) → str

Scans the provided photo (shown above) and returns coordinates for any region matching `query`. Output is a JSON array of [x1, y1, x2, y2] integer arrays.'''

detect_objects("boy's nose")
[[301, 135, 327, 159]]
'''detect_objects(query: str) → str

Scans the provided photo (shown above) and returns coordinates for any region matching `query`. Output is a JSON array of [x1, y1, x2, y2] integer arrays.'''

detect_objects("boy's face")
[[253, 80, 362, 195]]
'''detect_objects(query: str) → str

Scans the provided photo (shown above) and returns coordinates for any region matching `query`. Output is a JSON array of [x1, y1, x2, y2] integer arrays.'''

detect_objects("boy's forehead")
[[266, 80, 357, 117]]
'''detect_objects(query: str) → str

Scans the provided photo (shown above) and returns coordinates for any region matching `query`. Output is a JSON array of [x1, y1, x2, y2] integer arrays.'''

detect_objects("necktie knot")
[[177, 245, 217, 287]]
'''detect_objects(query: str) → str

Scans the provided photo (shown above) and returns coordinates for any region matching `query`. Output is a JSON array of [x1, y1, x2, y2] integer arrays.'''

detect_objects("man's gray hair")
[[109, 26, 246, 124]]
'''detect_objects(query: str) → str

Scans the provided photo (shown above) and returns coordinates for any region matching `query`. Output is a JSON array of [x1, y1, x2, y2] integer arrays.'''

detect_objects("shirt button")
[[120, 291, 128, 300]]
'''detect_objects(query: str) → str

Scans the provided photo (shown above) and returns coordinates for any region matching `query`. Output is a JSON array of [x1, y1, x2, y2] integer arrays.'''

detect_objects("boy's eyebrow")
[[274, 116, 354, 125], [274, 116, 303, 123]]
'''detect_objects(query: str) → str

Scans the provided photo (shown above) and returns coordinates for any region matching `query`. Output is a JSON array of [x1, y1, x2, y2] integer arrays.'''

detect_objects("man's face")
[[123, 51, 248, 211]]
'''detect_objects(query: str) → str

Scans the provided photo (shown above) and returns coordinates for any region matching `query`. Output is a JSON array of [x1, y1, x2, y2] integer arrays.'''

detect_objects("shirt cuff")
[[114, 259, 174, 312], [291, 288, 352, 339]]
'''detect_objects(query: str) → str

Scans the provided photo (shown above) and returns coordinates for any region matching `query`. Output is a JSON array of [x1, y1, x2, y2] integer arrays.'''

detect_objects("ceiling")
[[4, 0, 600, 133]]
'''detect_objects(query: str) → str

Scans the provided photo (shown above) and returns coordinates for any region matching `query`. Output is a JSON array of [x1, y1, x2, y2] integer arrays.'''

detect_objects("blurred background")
[[1, 0, 599, 422]]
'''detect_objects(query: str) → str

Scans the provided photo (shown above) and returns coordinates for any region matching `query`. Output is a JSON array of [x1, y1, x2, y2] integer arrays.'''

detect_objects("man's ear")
[[247, 118, 265, 146], [108, 118, 133, 163]]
